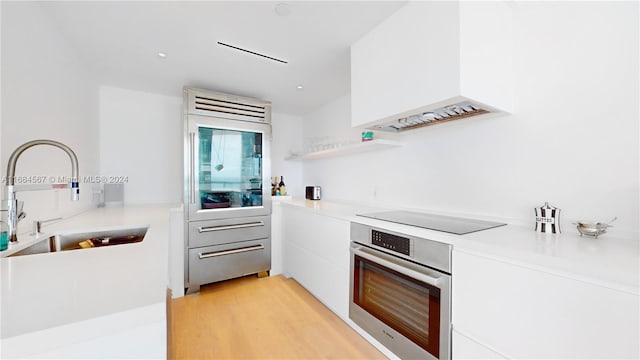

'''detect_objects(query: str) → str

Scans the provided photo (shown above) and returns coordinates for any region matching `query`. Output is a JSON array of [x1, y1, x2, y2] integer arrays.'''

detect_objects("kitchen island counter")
[[0, 204, 176, 358]]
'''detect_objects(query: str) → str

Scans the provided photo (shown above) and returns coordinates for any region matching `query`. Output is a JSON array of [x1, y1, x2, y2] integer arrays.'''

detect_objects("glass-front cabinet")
[[186, 115, 271, 221]]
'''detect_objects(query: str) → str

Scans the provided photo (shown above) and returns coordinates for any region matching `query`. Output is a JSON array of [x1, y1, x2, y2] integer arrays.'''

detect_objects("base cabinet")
[[452, 249, 640, 359], [1, 303, 165, 359], [270, 200, 285, 275], [277, 205, 639, 359], [281, 205, 350, 319], [453, 329, 506, 360]]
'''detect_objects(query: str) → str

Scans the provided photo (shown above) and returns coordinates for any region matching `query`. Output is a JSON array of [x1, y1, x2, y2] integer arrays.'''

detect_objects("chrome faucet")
[[5, 140, 79, 243]]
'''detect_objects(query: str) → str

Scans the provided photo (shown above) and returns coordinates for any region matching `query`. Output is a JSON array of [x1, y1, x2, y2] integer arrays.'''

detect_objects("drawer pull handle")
[[198, 221, 264, 233], [199, 244, 265, 259]]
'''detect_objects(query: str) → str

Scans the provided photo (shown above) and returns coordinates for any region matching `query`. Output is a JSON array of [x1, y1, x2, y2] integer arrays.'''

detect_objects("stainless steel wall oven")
[[184, 88, 272, 294], [350, 222, 452, 360]]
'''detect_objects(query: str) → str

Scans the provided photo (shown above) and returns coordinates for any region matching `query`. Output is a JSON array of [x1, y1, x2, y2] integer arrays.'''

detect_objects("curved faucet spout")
[[4, 139, 80, 243], [6, 139, 79, 189]]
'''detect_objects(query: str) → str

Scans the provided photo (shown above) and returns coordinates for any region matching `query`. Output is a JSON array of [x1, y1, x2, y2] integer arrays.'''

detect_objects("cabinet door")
[[281, 206, 350, 319], [452, 249, 640, 359], [270, 201, 284, 276], [452, 329, 506, 360]]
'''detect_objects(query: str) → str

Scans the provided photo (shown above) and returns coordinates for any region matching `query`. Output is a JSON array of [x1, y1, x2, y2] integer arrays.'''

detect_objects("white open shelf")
[[285, 139, 401, 161]]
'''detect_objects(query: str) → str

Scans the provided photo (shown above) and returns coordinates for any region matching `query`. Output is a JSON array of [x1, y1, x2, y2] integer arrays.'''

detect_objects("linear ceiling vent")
[[185, 88, 271, 124], [217, 42, 288, 64], [367, 101, 492, 133]]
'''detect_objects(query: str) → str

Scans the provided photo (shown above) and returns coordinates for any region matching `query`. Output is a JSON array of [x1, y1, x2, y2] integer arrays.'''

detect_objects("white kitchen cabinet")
[[1, 302, 166, 359], [452, 249, 640, 359], [24, 321, 166, 359], [281, 205, 350, 319], [350, 1, 513, 128], [169, 207, 185, 298], [452, 329, 506, 360], [270, 199, 285, 276]]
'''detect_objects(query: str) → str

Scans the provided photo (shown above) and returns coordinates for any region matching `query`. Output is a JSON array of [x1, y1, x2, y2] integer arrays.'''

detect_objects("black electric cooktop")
[[357, 210, 506, 235]]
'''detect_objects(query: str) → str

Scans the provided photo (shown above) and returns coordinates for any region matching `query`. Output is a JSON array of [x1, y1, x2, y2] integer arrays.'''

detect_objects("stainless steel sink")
[[9, 226, 148, 257]]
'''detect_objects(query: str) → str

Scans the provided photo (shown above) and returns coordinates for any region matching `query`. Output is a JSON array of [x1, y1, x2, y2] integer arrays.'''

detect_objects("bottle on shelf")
[[271, 176, 277, 196], [278, 176, 287, 196]]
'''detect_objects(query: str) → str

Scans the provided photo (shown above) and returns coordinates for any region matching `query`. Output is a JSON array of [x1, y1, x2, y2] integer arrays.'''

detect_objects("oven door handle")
[[351, 245, 444, 288]]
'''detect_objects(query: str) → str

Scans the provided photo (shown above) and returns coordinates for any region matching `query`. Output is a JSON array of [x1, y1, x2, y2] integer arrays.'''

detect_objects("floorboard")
[[170, 274, 386, 359]]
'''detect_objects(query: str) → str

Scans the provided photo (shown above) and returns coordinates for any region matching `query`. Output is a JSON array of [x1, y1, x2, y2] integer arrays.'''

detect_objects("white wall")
[[302, 2, 639, 237], [0, 2, 4, 173], [271, 112, 304, 198], [99, 86, 182, 205], [302, 94, 362, 146], [1, 2, 99, 232]]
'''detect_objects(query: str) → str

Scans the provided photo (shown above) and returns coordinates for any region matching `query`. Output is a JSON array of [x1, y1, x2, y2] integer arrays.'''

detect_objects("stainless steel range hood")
[[366, 99, 500, 133]]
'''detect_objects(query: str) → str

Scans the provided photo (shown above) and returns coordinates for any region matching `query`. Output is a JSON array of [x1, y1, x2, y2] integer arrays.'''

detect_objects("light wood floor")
[[170, 274, 385, 359]]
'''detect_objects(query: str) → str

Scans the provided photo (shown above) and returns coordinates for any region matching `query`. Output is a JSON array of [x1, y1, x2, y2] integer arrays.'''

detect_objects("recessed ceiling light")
[[275, 3, 291, 16], [296, 85, 303, 90], [157, 52, 167, 58]]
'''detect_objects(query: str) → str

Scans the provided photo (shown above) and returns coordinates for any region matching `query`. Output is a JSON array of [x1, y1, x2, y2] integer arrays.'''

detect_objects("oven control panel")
[[371, 230, 410, 256]]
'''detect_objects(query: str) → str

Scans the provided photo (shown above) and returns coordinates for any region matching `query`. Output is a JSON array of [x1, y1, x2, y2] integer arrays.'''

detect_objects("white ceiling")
[[38, 1, 405, 116]]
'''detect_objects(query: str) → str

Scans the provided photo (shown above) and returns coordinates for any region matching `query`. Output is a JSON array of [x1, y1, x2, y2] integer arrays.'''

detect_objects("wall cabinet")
[[452, 249, 640, 359], [350, 1, 513, 128], [281, 206, 350, 319]]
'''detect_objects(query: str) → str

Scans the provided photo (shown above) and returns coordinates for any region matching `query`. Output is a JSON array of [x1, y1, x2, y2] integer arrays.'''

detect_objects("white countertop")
[[280, 199, 640, 295], [0, 205, 174, 341]]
